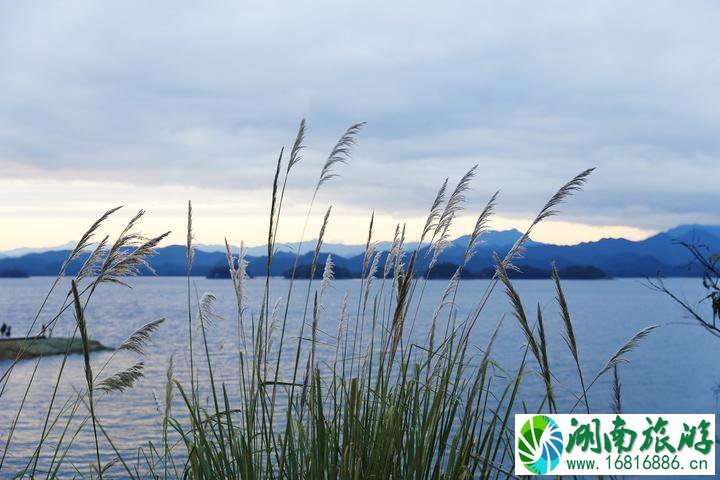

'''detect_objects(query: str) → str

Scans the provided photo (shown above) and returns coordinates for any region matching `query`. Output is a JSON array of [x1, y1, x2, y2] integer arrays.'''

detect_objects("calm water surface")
[[0, 276, 716, 477]]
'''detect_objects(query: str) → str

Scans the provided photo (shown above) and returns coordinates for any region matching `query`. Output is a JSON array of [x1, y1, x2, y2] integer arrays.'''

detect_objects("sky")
[[1, 1, 719, 250]]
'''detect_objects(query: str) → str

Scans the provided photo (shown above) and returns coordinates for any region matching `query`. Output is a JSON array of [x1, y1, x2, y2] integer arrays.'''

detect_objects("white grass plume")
[[337, 291, 349, 346], [267, 297, 283, 354], [594, 325, 657, 381], [97, 362, 145, 394], [287, 118, 306, 173], [429, 165, 477, 269], [95, 211, 171, 287], [226, 239, 249, 317], [364, 252, 381, 306], [62, 206, 123, 276], [571, 324, 657, 413], [503, 168, 593, 269], [315, 122, 365, 191], [198, 293, 221, 327], [421, 179, 448, 241], [76, 235, 110, 283], [320, 255, 335, 300], [361, 212, 376, 276], [119, 318, 165, 355], [462, 190, 499, 265], [384, 225, 401, 278]]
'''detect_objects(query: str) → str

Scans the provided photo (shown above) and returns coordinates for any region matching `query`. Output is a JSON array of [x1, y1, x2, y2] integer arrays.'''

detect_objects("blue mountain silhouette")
[[1, 225, 718, 278]]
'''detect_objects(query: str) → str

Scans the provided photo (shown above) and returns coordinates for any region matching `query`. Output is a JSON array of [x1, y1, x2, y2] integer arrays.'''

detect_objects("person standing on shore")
[[0, 323, 5, 337]]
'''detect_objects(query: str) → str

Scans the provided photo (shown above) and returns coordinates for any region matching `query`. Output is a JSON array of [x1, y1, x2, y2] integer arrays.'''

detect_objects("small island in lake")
[[0, 268, 29, 278], [206, 265, 255, 279], [422, 263, 608, 280], [284, 264, 354, 279], [0, 336, 111, 360]]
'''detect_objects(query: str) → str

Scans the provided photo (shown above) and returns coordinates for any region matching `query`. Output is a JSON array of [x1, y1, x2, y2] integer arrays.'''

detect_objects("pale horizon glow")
[[0, 178, 656, 251]]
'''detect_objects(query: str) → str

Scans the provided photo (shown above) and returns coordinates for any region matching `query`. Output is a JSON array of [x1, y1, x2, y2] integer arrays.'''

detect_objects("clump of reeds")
[[0, 120, 659, 479]]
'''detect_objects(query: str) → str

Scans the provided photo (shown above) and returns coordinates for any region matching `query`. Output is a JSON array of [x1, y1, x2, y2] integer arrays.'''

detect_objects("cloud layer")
[[1, 1, 719, 246]]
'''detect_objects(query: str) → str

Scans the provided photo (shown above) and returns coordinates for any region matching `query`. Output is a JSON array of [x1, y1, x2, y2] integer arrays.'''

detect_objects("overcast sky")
[[1, 1, 718, 249]]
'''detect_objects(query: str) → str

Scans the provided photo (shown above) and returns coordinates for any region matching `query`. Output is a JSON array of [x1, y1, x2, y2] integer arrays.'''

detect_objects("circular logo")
[[517, 415, 564, 474]]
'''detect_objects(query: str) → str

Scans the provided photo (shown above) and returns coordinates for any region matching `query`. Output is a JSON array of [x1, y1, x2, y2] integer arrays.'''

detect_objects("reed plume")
[[119, 318, 165, 355], [316, 122, 365, 191], [97, 362, 145, 394]]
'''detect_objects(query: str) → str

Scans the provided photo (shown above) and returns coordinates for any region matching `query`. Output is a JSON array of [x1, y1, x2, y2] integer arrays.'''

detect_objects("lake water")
[[0, 276, 717, 477]]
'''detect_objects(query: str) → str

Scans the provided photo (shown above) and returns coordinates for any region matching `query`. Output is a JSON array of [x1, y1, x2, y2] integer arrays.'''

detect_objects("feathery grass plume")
[[394, 224, 407, 279], [198, 293, 221, 327], [224, 238, 236, 277], [384, 224, 401, 278], [427, 165, 477, 268], [567, 326, 658, 414], [265, 297, 283, 375], [226, 240, 249, 315], [336, 291, 349, 350], [109, 233, 170, 283], [76, 235, 110, 283], [611, 365, 622, 414], [287, 118, 306, 173], [97, 229, 171, 287], [421, 179, 448, 240], [109, 209, 147, 255], [504, 168, 594, 267], [462, 191, 499, 265], [429, 165, 477, 259], [61, 206, 123, 276], [552, 263, 590, 412], [361, 212, 376, 274], [364, 252, 380, 292], [594, 325, 658, 381], [119, 318, 165, 355], [187, 201, 194, 270], [315, 122, 365, 191], [97, 362, 145, 394], [268, 148, 284, 253], [320, 255, 335, 300]]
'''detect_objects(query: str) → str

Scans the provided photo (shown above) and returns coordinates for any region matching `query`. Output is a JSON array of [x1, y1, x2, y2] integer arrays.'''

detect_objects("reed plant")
[[0, 120, 656, 479]]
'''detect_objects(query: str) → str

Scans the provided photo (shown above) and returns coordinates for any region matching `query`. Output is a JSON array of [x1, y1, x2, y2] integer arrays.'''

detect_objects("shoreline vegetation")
[[0, 120, 665, 479]]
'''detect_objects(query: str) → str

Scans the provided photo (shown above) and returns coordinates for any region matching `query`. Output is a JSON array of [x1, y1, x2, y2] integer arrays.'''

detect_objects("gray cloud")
[[1, 0, 719, 230]]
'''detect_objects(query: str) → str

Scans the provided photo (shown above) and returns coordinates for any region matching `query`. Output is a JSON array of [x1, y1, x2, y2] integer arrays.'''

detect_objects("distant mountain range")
[[0, 224, 718, 279]]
